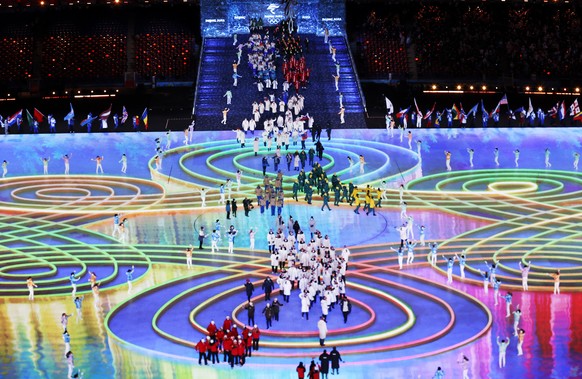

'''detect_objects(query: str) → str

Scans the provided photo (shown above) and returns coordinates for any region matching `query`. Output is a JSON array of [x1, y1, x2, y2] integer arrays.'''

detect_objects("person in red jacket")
[[223, 336, 233, 364], [228, 325, 239, 339], [229, 339, 238, 367], [215, 328, 225, 349], [242, 325, 250, 340], [223, 316, 233, 331], [245, 332, 253, 357], [297, 362, 306, 379], [208, 338, 220, 364], [252, 325, 261, 351], [207, 321, 217, 336], [195, 338, 208, 365], [237, 338, 246, 366]]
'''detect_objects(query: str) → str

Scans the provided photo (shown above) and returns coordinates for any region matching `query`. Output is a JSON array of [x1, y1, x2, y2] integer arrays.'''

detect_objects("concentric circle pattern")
[[0, 176, 166, 213], [7, 133, 581, 369], [150, 138, 422, 192], [105, 245, 491, 364], [0, 213, 150, 296], [401, 170, 582, 290]]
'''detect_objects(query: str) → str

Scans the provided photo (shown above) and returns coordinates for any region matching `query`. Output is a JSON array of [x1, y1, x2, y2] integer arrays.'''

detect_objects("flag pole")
[[393, 159, 406, 185]]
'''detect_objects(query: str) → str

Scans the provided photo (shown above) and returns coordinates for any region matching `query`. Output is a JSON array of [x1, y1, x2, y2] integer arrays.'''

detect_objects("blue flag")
[[80, 116, 97, 127], [466, 103, 479, 117], [64, 103, 74, 122]]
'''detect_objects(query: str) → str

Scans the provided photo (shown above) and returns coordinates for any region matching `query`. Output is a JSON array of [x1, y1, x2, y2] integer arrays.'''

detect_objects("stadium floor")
[[0, 127, 581, 379]]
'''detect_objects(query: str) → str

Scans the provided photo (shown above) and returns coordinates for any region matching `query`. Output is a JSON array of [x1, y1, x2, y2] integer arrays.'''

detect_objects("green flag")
[[26, 109, 34, 128]]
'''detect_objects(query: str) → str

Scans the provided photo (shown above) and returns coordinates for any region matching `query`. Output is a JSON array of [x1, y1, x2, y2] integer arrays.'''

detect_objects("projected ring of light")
[[0, 213, 150, 296], [403, 170, 582, 290], [0, 176, 166, 213], [105, 245, 492, 363], [152, 138, 421, 190], [2, 136, 579, 371]]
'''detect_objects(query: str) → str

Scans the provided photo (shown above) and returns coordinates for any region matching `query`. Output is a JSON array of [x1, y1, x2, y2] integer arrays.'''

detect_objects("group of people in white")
[[266, 216, 352, 340], [227, 32, 315, 146]]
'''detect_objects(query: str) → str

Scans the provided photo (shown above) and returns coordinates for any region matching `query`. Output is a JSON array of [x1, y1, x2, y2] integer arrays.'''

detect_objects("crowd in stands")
[[0, 20, 33, 87], [351, 11, 408, 78], [41, 18, 127, 82], [135, 16, 196, 81], [349, 2, 582, 81], [0, 6, 197, 86]]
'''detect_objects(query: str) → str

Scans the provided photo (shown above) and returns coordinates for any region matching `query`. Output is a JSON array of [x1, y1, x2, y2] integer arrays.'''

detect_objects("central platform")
[[0, 128, 581, 379]]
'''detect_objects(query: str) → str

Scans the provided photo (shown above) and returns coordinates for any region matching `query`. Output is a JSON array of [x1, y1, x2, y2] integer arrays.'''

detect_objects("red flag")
[[141, 108, 148, 130], [121, 106, 128, 124], [99, 104, 112, 120], [423, 102, 436, 120], [452, 104, 460, 120], [396, 107, 410, 118], [33, 108, 45, 123], [413, 98, 423, 118], [569, 98, 579, 116]]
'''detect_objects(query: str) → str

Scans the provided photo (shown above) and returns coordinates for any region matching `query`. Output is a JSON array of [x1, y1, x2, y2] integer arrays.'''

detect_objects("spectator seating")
[[0, 22, 34, 83], [135, 18, 195, 80], [41, 18, 127, 82]]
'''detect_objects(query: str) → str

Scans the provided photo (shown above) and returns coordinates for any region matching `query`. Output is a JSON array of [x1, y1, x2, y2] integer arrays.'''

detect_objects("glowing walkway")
[[0, 128, 581, 379]]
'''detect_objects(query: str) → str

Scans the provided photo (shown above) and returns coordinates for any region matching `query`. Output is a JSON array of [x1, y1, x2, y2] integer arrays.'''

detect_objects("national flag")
[[558, 101, 566, 120], [33, 108, 45, 123], [481, 101, 487, 116], [569, 98, 579, 116], [64, 103, 75, 122], [423, 102, 436, 120], [548, 103, 558, 118], [80, 115, 97, 127], [574, 111, 582, 121], [526, 98, 534, 118], [26, 109, 35, 128], [413, 98, 423, 118], [121, 106, 129, 124], [514, 107, 525, 115], [458, 103, 466, 122], [466, 103, 479, 118], [490, 95, 507, 117], [99, 104, 112, 120], [7, 109, 22, 126], [396, 107, 409, 118], [141, 108, 149, 130], [385, 97, 394, 114], [490, 102, 501, 117], [452, 104, 460, 120]]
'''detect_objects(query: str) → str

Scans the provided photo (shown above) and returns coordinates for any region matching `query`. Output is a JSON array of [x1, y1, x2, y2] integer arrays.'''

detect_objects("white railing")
[[343, 35, 367, 115], [191, 37, 205, 116]]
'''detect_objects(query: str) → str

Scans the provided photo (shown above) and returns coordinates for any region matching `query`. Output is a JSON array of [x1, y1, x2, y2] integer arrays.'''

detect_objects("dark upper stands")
[[135, 16, 196, 81], [348, 2, 582, 82], [349, 9, 409, 79], [41, 17, 127, 83], [0, 5, 198, 88], [0, 18, 34, 89], [1, 1, 580, 89]]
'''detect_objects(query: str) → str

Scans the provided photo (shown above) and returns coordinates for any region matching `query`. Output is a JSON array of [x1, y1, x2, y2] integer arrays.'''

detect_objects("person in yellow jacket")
[[366, 196, 376, 216], [363, 191, 371, 213], [353, 191, 361, 214], [376, 188, 383, 208]]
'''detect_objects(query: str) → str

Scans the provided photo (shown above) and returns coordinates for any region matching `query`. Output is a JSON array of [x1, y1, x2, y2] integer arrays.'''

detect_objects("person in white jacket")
[[298, 290, 309, 318], [318, 317, 328, 346], [283, 279, 292, 303]]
